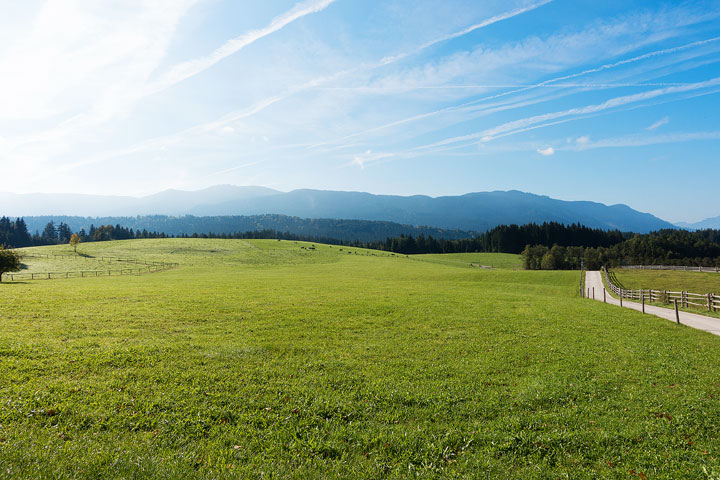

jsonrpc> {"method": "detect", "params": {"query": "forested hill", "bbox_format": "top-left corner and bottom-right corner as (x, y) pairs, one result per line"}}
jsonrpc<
(5, 216), (720, 268)
(2, 187), (675, 233)
(20, 214), (476, 243)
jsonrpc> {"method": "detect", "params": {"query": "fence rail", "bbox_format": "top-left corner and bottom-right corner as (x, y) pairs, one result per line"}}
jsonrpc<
(20, 253), (172, 267)
(622, 265), (720, 273)
(603, 267), (719, 312)
(2, 252), (178, 282)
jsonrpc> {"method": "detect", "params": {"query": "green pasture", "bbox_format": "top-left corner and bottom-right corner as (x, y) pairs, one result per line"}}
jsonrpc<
(15, 254), (129, 276)
(612, 268), (720, 295)
(1, 239), (719, 479)
(411, 252), (523, 269)
(609, 268), (720, 318)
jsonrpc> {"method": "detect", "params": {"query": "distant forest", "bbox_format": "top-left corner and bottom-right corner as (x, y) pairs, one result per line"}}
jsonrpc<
(21, 214), (476, 243)
(2, 216), (719, 268)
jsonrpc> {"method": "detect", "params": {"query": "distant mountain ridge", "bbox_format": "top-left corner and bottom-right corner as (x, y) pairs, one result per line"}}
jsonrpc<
(2, 185), (675, 233)
(675, 216), (720, 230)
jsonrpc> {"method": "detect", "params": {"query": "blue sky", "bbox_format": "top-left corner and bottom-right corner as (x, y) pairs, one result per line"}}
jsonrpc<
(1, 0), (718, 222)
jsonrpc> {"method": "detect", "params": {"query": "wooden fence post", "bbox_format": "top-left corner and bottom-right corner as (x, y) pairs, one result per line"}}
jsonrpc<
(709, 293), (712, 312)
(604, 288), (606, 303)
(592, 287), (595, 300)
(674, 299), (680, 324)
(642, 295), (645, 314)
(620, 290), (623, 307)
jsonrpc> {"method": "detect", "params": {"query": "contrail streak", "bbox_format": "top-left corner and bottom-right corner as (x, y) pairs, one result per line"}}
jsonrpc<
(311, 36), (720, 148)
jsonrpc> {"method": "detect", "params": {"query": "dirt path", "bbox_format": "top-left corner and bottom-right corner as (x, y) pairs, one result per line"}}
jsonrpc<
(585, 270), (720, 336)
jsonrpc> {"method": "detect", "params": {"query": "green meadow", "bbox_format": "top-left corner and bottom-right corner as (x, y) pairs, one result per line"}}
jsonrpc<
(609, 269), (720, 318)
(410, 252), (523, 270)
(1, 239), (720, 479)
(611, 269), (720, 295)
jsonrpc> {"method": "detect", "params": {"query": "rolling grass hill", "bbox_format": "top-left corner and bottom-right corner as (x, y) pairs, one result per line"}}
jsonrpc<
(411, 252), (523, 269)
(1, 239), (719, 478)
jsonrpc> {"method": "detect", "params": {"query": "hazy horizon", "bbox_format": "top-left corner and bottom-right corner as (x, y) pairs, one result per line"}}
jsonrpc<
(2, 1), (719, 223)
(0, 184), (710, 225)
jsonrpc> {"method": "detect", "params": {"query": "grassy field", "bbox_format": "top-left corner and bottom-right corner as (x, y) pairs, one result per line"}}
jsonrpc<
(612, 269), (720, 294)
(411, 252), (522, 269)
(609, 268), (720, 318)
(1, 239), (720, 478)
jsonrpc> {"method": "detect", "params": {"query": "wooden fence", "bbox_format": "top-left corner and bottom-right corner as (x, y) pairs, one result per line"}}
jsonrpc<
(603, 267), (720, 312)
(622, 265), (720, 273)
(1, 253), (178, 282)
(20, 253), (172, 267)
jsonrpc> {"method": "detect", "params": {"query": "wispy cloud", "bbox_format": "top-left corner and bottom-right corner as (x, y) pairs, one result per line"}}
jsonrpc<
(0, 0), (201, 122)
(307, 33), (720, 150)
(192, 1), (557, 138)
(145, 0), (337, 96)
(207, 160), (269, 177)
(61, 1), (553, 171)
(575, 136), (590, 145)
(646, 116), (670, 130)
(536, 147), (555, 156)
(1, 0), (337, 179)
(421, 76), (720, 148)
(350, 150), (394, 169)
(571, 130), (720, 150)
(379, 0), (554, 65)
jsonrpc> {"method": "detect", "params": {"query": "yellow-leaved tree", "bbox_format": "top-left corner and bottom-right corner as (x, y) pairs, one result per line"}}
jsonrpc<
(69, 234), (80, 254)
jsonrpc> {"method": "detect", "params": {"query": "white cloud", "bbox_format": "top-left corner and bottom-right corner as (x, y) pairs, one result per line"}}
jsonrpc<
(0, 0), (200, 121)
(646, 116), (669, 130)
(146, 0), (337, 96)
(0, 0), (336, 180)
(379, 0), (554, 65)
(536, 147), (555, 156)
(352, 153), (369, 169)
(351, 150), (394, 168)
(309, 27), (720, 151)
(573, 130), (720, 149)
(419, 76), (720, 149)
(575, 135), (590, 145)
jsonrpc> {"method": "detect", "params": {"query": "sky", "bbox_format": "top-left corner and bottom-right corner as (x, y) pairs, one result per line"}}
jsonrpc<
(0, 0), (719, 223)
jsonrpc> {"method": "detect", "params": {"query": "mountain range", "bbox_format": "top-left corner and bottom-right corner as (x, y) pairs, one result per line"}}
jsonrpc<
(674, 216), (720, 230)
(2, 185), (679, 233)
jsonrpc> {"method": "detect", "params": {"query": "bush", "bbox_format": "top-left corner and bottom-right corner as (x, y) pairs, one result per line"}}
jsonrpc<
(0, 246), (21, 282)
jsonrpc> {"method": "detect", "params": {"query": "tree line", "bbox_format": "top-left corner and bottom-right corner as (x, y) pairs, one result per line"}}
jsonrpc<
(355, 222), (627, 255)
(0, 217), (169, 248)
(21, 214), (476, 244)
(354, 225), (720, 269)
(3, 216), (720, 269)
(521, 229), (720, 270)
(0, 216), (358, 249)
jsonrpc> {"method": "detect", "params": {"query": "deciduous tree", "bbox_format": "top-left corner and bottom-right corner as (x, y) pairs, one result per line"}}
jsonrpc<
(0, 246), (21, 282)
(69, 233), (80, 253)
